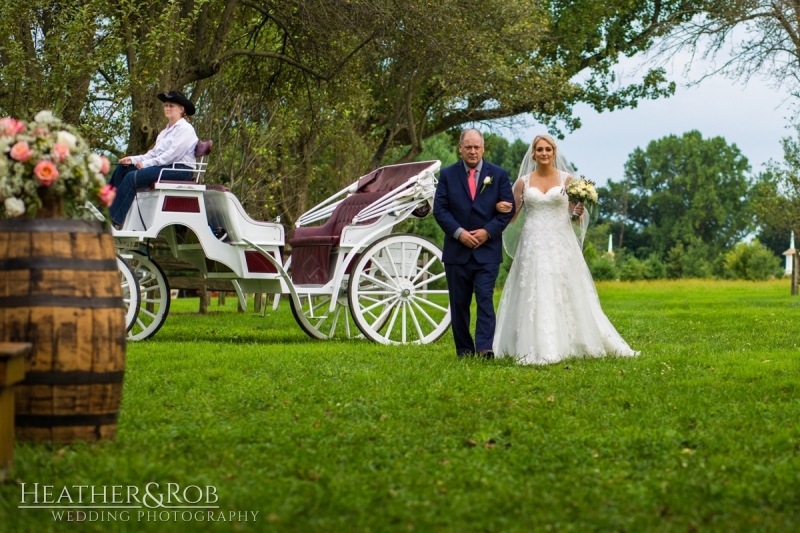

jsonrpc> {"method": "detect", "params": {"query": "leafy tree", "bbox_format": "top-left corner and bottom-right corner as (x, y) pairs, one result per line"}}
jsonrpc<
(660, 1), (800, 101)
(723, 240), (783, 281)
(601, 131), (753, 262)
(751, 125), (800, 292)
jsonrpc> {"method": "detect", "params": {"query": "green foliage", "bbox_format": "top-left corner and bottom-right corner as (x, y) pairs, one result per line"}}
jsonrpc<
(619, 256), (646, 281)
(600, 131), (753, 263)
(753, 125), (800, 246)
(666, 237), (713, 279)
(723, 240), (783, 281)
(3, 281), (800, 532)
(589, 254), (618, 281)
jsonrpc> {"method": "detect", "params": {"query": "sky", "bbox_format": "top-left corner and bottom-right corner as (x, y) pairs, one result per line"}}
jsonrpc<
(492, 51), (796, 187)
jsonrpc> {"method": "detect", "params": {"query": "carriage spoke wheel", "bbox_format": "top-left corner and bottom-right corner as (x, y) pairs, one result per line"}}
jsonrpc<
(289, 291), (359, 340)
(117, 256), (140, 332)
(348, 234), (450, 345)
(126, 251), (171, 341)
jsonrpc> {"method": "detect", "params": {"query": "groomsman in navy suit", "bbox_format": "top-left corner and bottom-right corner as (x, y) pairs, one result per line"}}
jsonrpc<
(434, 129), (515, 358)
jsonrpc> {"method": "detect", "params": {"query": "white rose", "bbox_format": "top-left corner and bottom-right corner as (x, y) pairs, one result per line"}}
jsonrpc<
(4, 196), (25, 217)
(34, 110), (57, 123)
(57, 130), (78, 150)
(88, 153), (102, 173)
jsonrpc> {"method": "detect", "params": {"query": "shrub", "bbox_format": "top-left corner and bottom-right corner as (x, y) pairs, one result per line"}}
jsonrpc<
(643, 253), (666, 279)
(589, 255), (617, 281)
(666, 238), (712, 278)
(620, 256), (646, 281)
(723, 240), (783, 281)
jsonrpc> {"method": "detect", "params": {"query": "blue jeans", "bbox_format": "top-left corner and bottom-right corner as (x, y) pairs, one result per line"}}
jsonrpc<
(108, 164), (192, 225)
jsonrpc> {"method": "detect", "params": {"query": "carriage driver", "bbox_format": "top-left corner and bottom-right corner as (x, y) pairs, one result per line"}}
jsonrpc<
(107, 91), (199, 228)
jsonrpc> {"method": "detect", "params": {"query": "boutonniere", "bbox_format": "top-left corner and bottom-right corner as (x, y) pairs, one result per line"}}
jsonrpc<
(480, 176), (493, 193)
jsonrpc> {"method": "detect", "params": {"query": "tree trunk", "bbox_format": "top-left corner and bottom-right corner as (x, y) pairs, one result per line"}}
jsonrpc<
(793, 251), (799, 296)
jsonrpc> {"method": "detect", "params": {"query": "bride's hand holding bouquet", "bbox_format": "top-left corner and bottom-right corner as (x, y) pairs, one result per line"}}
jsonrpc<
(565, 175), (598, 221)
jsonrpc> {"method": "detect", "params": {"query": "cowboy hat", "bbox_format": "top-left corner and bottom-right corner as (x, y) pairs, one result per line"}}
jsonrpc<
(156, 90), (196, 116)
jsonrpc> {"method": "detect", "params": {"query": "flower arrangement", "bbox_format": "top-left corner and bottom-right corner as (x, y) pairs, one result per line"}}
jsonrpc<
(565, 175), (598, 221)
(0, 111), (114, 219)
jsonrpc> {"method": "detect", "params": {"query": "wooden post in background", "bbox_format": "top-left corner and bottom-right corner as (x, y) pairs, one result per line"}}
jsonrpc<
(254, 293), (263, 313)
(199, 284), (209, 314)
(218, 292), (226, 306)
(793, 251), (799, 296)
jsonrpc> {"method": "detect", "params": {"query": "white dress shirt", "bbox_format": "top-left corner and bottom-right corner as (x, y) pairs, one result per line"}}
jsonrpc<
(130, 118), (198, 168)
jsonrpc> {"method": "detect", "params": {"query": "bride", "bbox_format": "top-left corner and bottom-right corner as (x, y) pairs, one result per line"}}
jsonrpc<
(492, 134), (638, 365)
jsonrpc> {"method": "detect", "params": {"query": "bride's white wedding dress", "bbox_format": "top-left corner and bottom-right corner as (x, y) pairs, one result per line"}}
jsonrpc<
(493, 171), (638, 365)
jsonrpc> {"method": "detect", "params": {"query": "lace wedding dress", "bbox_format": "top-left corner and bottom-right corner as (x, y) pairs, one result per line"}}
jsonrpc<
(493, 171), (638, 365)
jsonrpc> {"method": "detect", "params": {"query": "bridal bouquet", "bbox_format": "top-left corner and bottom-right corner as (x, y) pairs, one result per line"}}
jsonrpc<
(565, 175), (598, 221)
(0, 111), (114, 219)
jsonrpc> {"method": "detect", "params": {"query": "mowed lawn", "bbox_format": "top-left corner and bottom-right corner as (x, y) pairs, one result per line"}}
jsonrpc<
(1, 280), (798, 532)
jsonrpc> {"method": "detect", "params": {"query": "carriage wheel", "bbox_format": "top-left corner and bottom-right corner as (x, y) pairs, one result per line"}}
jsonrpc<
(126, 251), (171, 341)
(289, 290), (361, 340)
(348, 234), (450, 345)
(117, 256), (140, 332)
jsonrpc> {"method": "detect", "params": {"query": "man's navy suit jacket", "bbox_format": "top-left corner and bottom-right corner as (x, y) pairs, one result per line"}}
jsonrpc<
(433, 160), (514, 265)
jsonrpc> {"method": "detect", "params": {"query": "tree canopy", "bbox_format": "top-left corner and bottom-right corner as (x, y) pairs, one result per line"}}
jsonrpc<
(0, 0), (704, 223)
(598, 130), (753, 259)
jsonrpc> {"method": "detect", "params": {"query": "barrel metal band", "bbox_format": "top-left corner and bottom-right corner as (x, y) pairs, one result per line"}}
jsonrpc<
(15, 413), (119, 427)
(23, 370), (125, 385)
(0, 258), (118, 271)
(0, 219), (106, 233)
(0, 295), (124, 309)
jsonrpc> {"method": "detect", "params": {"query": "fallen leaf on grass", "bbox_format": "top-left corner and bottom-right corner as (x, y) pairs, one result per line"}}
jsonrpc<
(379, 413), (388, 421)
(465, 439), (477, 447)
(268, 514), (280, 522)
(547, 395), (555, 403)
(484, 439), (496, 449)
(439, 459), (450, 464)
(619, 370), (625, 376)
(681, 448), (695, 455)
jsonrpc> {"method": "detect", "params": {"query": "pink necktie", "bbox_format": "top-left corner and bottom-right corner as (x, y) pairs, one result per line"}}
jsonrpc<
(468, 168), (477, 200)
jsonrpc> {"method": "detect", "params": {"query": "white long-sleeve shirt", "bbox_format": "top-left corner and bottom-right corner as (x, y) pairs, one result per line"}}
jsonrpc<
(130, 118), (198, 168)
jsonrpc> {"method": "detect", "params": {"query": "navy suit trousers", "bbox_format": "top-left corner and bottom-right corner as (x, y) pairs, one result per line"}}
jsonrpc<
(445, 257), (500, 357)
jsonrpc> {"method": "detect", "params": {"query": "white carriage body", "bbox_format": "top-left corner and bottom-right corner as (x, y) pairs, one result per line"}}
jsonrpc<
(111, 156), (447, 344)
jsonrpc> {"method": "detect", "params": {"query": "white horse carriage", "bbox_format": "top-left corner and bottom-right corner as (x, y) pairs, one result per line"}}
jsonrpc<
(107, 145), (451, 345)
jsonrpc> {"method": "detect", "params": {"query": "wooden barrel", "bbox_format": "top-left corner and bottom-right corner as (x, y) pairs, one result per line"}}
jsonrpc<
(0, 219), (126, 443)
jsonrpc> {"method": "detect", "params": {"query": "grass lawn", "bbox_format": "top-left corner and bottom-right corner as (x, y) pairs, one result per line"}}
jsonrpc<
(1, 279), (798, 532)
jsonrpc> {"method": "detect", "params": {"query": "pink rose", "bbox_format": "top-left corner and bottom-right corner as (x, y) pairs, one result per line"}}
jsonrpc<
(100, 155), (111, 174)
(52, 142), (70, 163)
(0, 117), (25, 136)
(33, 160), (59, 186)
(99, 184), (116, 207)
(9, 141), (33, 162)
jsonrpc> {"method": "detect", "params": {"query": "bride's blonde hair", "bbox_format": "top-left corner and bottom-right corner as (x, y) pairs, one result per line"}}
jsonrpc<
(531, 134), (557, 160)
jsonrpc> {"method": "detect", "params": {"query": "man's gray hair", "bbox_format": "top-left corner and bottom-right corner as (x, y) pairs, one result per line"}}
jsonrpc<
(459, 128), (484, 145)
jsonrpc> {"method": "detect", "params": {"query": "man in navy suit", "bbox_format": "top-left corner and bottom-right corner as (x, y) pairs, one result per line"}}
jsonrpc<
(434, 129), (515, 358)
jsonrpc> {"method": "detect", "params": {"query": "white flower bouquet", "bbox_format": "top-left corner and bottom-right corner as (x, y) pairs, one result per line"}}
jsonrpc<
(0, 111), (114, 219)
(565, 175), (598, 221)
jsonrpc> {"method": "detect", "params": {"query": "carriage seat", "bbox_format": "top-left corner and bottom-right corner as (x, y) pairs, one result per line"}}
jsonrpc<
(288, 191), (385, 284)
(287, 162), (434, 285)
(289, 161), (434, 246)
(146, 140), (214, 189)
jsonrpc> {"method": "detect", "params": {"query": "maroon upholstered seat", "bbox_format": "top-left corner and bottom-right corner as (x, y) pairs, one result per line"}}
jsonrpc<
(289, 191), (385, 284)
(288, 162), (435, 285)
(195, 140), (213, 157)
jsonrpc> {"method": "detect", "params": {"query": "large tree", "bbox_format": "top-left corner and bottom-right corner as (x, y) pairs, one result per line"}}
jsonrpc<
(752, 125), (800, 292)
(659, 0), (800, 98)
(1, 0), (705, 224)
(599, 130), (753, 259)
